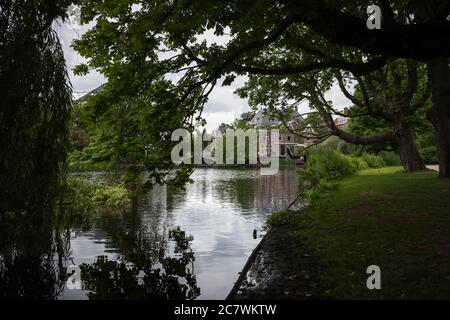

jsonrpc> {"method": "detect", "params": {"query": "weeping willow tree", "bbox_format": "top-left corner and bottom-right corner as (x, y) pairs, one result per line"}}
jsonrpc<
(0, 1), (72, 213)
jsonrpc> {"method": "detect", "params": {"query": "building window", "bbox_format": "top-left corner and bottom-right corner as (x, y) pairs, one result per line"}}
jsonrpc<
(335, 117), (348, 125)
(287, 135), (291, 141)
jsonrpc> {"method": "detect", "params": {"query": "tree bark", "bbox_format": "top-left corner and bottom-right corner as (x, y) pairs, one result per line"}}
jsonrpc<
(427, 59), (450, 178)
(394, 122), (426, 172)
(326, 114), (396, 145)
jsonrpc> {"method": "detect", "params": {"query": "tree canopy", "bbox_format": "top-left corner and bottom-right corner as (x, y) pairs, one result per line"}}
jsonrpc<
(72, 0), (450, 181)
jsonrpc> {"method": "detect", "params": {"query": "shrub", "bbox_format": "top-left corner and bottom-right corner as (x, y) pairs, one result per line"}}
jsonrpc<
(67, 149), (105, 171)
(267, 211), (298, 227)
(301, 148), (358, 185)
(378, 151), (402, 166)
(64, 177), (130, 214)
(305, 179), (339, 207)
(362, 153), (386, 168)
(346, 156), (370, 171)
(419, 146), (438, 164)
(299, 149), (385, 207)
(92, 185), (130, 208)
(416, 131), (438, 164)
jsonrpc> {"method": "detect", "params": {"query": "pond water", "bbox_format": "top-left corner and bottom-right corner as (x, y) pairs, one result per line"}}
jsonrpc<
(0, 167), (298, 300)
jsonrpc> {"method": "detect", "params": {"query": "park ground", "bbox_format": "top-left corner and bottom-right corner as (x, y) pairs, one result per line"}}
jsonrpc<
(234, 167), (450, 299)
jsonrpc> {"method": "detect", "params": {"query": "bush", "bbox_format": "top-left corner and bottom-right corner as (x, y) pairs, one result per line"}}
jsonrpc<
(92, 185), (130, 208)
(301, 148), (358, 185)
(267, 211), (298, 227)
(378, 151), (402, 166)
(416, 130), (438, 164)
(67, 149), (105, 171)
(305, 179), (339, 207)
(419, 146), (438, 164)
(64, 177), (130, 214)
(346, 156), (370, 171)
(321, 136), (359, 155)
(362, 153), (386, 168)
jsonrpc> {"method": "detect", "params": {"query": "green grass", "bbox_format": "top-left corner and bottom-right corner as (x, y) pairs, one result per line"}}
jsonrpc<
(276, 167), (450, 299)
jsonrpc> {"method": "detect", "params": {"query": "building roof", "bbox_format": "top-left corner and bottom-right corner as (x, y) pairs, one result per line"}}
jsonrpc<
(249, 109), (303, 127)
(76, 85), (104, 102)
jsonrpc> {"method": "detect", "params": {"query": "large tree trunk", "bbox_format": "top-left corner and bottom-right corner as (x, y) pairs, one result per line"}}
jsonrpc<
(427, 59), (450, 178)
(394, 123), (426, 172)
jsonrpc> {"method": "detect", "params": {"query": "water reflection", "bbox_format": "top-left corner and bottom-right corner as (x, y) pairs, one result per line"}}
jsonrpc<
(79, 228), (200, 300)
(0, 211), (199, 300)
(212, 168), (298, 212)
(0, 213), (71, 299)
(0, 167), (298, 299)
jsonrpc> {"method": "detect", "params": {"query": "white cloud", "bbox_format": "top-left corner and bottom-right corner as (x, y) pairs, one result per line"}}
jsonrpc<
(55, 20), (106, 100)
(325, 83), (353, 109)
(200, 76), (250, 130)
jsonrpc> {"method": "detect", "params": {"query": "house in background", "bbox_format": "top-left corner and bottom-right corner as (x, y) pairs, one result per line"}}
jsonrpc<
(248, 109), (317, 159)
(333, 108), (351, 129)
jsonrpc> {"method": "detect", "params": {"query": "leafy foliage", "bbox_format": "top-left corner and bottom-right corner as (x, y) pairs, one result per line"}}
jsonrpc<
(362, 153), (387, 168)
(378, 151), (402, 166)
(299, 148), (359, 206)
(300, 148), (358, 186)
(267, 210), (298, 228)
(0, 1), (72, 212)
(69, 0), (450, 188)
(347, 156), (370, 171)
(64, 177), (130, 214)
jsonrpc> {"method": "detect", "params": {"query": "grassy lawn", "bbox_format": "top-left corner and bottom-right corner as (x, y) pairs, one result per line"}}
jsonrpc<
(281, 167), (450, 299)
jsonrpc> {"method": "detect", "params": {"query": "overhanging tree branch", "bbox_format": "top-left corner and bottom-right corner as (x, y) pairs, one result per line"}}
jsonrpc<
(324, 113), (395, 145)
(233, 56), (387, 77)
(290, 6), (450, 61)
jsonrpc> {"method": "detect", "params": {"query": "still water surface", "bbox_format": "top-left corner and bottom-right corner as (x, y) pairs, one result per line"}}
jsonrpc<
(0, 167), (297, 299)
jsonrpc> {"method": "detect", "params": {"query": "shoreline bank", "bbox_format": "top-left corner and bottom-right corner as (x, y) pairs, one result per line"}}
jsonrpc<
(228, 167), (450, 299)
(228, 220), (327, 300)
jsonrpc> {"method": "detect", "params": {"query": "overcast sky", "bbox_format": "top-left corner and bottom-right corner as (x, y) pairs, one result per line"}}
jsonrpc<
(57, 20), (351, 132)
